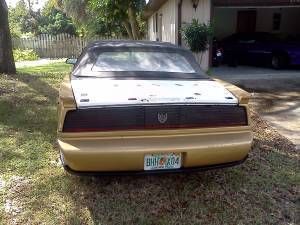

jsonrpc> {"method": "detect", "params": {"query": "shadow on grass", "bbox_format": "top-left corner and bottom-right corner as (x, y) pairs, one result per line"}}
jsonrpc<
(32, 144), (298, 225)
(0, 63), (69, 176)
(8, 72), (59, 104)
(1, 63), (298, 224)
(0, 122), (57, 176)
(33, 168), (242, 224)
(62, 112), (297, 224)
(0, 98), (57, 135)
(0, 62), (69, 133)
(28, 112), (298, 225)
(1, 95), (295, 224)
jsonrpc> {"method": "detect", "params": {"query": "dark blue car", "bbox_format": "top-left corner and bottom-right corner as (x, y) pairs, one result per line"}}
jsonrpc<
(221, 32), (300, 69)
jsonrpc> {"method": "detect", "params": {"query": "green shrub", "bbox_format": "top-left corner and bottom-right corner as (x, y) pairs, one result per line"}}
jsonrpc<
(13, 49), (39, 61)
(181, 19), (213, 53)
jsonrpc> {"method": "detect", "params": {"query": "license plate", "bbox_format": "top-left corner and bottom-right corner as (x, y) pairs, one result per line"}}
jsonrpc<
(144, 153), (181, 171)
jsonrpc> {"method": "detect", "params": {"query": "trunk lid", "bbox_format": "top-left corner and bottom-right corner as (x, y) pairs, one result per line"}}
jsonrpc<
(71, 79), (238, 108)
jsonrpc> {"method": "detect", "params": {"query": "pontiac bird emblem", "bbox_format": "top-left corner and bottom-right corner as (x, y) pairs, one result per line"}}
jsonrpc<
(157, 112), (168, 124)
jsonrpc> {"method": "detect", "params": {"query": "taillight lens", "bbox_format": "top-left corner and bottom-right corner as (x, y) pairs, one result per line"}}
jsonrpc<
(62, 105), (248, 132)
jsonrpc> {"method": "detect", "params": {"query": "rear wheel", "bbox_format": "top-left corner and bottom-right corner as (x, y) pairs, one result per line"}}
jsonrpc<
(271, 54), (288, 69)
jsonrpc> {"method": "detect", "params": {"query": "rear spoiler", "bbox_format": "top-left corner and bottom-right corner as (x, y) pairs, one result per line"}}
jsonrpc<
(214, 78), (251, 104)
(59, 75), (76, 108)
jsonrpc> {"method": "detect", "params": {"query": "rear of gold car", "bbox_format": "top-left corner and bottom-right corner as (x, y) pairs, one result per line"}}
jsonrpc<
(57, 77), (253, 174)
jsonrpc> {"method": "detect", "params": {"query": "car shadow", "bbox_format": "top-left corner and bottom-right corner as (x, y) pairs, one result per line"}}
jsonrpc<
(0, 72), (60, 175)
(61, 145), (296, 225)
(63, 168), (245, 224)
(21, 107), (298, 224)
(58, 110), (297, 224)
(0, 72), (60, 134)
(9, 72), (59, 104)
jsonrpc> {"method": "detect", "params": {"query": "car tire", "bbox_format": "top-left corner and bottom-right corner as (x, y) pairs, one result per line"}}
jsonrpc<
(271, 54), (288, 70)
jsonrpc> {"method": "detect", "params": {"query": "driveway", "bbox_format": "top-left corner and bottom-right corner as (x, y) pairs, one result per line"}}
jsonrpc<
(16, 59), (64, 68)
(212, 66), (300, 148)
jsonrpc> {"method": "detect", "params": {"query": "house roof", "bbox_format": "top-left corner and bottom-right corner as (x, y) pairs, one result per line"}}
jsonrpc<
(143, 0), (168, 18)
(214, 0), (300, 7)
(143, 0), (300, 19)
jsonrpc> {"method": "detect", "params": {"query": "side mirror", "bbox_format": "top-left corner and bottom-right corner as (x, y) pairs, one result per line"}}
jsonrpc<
(66, 58), (77, 65)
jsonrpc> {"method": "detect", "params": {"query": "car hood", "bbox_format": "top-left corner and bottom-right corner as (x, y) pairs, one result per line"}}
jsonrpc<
(71, 78), (238, 108)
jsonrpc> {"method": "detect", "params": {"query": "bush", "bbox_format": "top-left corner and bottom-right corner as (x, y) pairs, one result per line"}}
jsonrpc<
(13, 49), (39, 61)
(181, 19), (213, 53)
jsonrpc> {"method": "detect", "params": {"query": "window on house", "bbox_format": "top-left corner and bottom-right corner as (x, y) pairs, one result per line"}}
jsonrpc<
(273, 13), (281, 31)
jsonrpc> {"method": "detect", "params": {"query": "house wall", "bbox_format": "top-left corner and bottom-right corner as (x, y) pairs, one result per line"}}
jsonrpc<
(147, 0), (212, 71)
(148, 0), (177, 44)
(214, 7), (300, 40)
(181, 0), (211, 24)
(148, 15), (156, 41)
(146, 1), (300, 70)
(181, 0), (211, 70)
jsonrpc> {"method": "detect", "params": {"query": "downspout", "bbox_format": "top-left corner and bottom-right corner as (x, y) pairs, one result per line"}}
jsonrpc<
(178, 0), (183, 46)
(209, 0), (214, 67)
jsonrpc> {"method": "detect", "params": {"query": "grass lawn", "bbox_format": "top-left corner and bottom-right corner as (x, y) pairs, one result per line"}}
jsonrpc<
(0, 61), (299, 225)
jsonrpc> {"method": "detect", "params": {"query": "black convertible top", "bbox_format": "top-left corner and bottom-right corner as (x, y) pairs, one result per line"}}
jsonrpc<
(85, 40), (182, 50)
(72, 40), (209, 80)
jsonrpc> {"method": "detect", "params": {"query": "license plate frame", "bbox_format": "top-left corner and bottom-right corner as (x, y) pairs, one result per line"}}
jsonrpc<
(144, 153), (182, 171)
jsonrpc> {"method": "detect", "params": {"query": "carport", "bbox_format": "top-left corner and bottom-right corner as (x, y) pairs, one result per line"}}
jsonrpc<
(211, 1), (300, 146)
(213, 0), (300, 40)
(212, 0), (300, 68)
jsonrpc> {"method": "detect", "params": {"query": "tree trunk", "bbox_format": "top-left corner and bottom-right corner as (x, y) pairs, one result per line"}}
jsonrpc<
(26, 0), (33, 11)
(128, 6), (140, 40)
(122, 20), (134, 39)
(0, 0), (16, 74)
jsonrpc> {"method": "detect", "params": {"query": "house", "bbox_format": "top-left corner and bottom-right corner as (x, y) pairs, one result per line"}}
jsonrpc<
(144, 0), (300, 70)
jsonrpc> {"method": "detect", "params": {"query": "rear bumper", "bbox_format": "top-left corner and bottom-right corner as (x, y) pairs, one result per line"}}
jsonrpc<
(62, 155), (248, 176)
(58, 127), (252, 173)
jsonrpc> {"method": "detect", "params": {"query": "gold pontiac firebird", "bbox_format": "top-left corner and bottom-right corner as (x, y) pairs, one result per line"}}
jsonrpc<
(57, 41), (253, 175)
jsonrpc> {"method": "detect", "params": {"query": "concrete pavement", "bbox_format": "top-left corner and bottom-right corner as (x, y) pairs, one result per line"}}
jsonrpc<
(212, 66), (300, 148)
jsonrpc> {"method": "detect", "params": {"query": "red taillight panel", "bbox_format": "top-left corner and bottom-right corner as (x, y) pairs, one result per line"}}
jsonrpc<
(62, 105), (248, 132)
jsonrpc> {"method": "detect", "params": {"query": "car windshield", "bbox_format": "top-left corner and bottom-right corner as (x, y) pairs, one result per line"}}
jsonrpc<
(91, 51), (196, 73)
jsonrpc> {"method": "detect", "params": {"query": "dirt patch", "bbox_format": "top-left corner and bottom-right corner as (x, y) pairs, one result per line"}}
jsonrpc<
(2, 176), (31, 224)
(0, 75), (17, 96)
(250, 109), (296, 154)
(0, 177), (5, 191)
